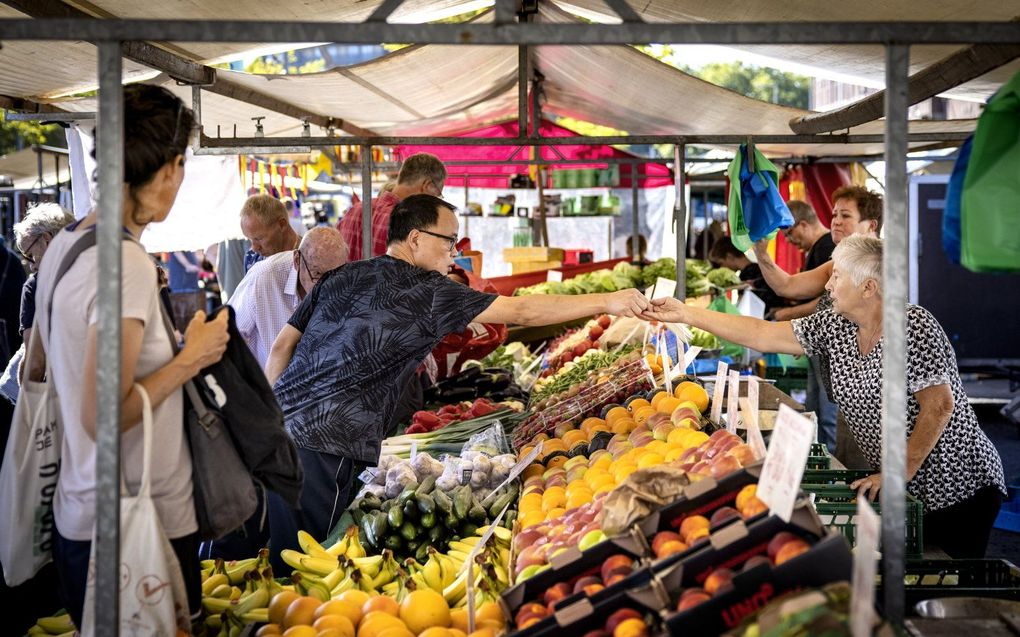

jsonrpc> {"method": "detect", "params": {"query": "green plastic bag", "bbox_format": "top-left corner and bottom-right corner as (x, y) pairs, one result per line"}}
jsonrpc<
(961, 70), (1020, 272)
(726, 144), (785, 252)
(707, 295), (746, 359)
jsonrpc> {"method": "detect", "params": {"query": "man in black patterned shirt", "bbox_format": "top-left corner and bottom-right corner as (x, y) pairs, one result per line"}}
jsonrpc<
(264, 195), (651, 564)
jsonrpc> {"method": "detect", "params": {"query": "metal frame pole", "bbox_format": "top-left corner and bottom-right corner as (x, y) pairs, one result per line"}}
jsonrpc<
(675, 143), (686, 301)
(630, 160), (640, 263)
(881, 42), (909, 625)
(361, 145), (372, 259)
(95, 40), (124, 637)
(518, 45), (528, 136)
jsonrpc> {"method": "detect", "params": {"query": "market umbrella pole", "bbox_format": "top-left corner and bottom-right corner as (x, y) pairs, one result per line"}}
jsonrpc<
(631, 160), (640, 263)
(95, 40), (124, 636)
(881, 42), (910, 625)
(674, 143), (686, 301)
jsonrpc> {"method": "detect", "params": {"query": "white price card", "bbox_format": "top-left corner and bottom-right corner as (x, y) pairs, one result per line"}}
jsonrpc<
(546, 269), (563, 282)
(739, 398), (768, 461)
(652, 277), (677, 300)
(710, 361), (728, 424)
(672, 345), (702, 378)
(747, 374), (759, 418)
(490, 440), (542, 494)
(850, 498), (880, 637)
(756, 404), (814, 522)
(726, 370), (741, 434)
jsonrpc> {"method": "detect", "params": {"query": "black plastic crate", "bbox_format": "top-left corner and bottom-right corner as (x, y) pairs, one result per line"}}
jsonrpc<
(878, 559), (1020, 612)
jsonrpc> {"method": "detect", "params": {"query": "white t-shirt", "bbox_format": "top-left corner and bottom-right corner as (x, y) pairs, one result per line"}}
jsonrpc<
(36, 227), (197, 541)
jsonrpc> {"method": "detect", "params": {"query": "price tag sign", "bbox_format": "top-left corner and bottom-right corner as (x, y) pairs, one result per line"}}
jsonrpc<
(466, 500), (512, 633)
(726, 370), (741, 433)
(850, 498), (880, 637)
(652, 277), (677, 300)
(547, 269), (563, 282)
(491, 441), (542, 494)
(672, 345), (702, 377)
(410, 441), (418, 460)
(710, 361), (728, 424)
(756, 404), (814, 522)
(658, 335), (672, 395)
(739, 398), (768, 460)
(747, 374), (759, 416)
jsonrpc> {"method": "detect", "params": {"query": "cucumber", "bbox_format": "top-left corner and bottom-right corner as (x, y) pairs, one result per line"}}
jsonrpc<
(400, 521), (418, 542)
(415, 476), (437, 498)
(387, 504), (404, 529)
(428, 525), (444, 544)
(360, 494), (382, 511)
(433, 490), (453, 514)
(420, 511), (436, 529)
(453, 485), (472, 520)
(459, 522), (479, 537)
(488, 491), (515, 518)
(444, 511), (459, 528)
(502, 510), (518, 529)
(416, 493), (436, 515)
(360, 512), (378, 549)
(403, 500), (418, 519)
(371, 510), (389, 540)
(351, 509), (365, 525)
(406, 539), (420, 552)
(398, 487), (417, 506)
(383, 534), (404, 552)
(415, 542), (431, 563)
(468, 502), (486, 523)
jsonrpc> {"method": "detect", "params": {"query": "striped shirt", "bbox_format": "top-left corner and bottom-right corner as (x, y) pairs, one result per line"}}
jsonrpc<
(228, 251), (299, 367)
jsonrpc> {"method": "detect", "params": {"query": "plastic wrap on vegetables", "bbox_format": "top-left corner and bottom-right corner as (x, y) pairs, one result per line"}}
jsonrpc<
(384, 462), (418, 499)
(410, 452), (444, 481)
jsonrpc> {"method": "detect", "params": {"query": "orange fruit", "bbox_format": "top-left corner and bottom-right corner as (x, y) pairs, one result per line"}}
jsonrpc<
(419, 629), (454, 637)
(656, 396), (681, 415)
(522, 464), (545, 480)
(637, 452), (664, 469)
(399, 589), (452, 634)
(358, 613), (404, 637)
(466, 628), (496, 637)
(257, 625), (284, 637)
(649, 390), (670, 409)
(449, 630), (467, 637)
(363, 595), (400, 617)
(604, 406), (630, 424)
(315, 599), (362, 627)
(337, 590), (371, 610)
(376, 627), (415, 637)
(580, 417), (606, 434)
(735, 484), (759, 512)
(269, 591), (303, 627)
(284, 596), (322, 630)
(588, 421), (611, 436)
(632, 406), (657, 426)
(282, 627), (317, 637)
(627, 398), (651, 412)
(475, 602), (506, 625)
(545, 455), (568, 470)
(450, 608), (470, 633)
(674, 381), (709, 413)
(314, 614), (355, 637)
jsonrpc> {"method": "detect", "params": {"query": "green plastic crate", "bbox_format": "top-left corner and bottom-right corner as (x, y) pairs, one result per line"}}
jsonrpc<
(764, 365), (808, 397)
(802, 483), (924, 560)
(802, 469), (872, 485)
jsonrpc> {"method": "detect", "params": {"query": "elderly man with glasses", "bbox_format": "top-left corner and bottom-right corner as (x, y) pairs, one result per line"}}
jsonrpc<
(228, 226), (347, 368)
(338, 152), (447, 262)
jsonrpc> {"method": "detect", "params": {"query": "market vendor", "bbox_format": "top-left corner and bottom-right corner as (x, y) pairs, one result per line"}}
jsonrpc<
(264, 193), (650, 567)
(642, 235), (1006, 558)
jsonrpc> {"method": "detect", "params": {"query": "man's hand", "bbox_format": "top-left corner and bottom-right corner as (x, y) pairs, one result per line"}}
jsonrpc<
(180, 310), (230, 375)
(752, 238), (771, 261)
(638, 296), (688, 323)
(605, 289), (651, 318)
(850, 473), (883, 502)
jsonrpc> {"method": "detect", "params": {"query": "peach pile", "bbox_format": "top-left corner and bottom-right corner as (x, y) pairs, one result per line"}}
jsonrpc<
(512, 555), (636, 630)
(671, 532), (812, 613)
(579, 608), (651, 637)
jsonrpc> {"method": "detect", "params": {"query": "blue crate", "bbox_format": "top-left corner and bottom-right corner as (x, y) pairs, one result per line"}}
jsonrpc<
(994, 484), (1020, 533)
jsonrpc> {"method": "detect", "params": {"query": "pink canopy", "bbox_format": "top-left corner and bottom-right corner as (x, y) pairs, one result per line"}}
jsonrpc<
(397, 119), (673, 189)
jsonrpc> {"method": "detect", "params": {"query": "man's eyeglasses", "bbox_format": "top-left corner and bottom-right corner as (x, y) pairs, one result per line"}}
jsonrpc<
(427, 179), (444, 197)
(298, 251), (325, 285)
(418, 229), (458, 252)
(19, 235), (43, 264)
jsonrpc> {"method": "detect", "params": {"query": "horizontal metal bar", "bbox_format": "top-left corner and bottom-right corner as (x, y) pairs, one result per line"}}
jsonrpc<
(198, 131), (970, 149)
(5, 110), (90, 121)
(0, 19), (1018, 44)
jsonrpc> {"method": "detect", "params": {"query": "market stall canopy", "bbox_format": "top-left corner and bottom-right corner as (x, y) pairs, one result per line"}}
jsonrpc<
(0, 0), (1004, 157)
(554, 0), (1020, 104)
(398, 119), (673, 188)
(0, 146), (70, 190)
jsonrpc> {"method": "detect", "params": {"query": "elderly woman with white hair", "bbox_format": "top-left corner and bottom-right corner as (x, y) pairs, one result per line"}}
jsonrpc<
(1, 203), (76, 401)
(643, 235), (1006, 558)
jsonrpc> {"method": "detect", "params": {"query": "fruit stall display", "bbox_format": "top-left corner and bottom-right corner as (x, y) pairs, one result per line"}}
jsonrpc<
(422, 367), (530, 407)
(406, 398), (523, 435)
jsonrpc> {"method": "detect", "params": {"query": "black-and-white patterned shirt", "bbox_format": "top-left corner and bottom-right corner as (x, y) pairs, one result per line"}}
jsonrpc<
(792, 304), (1006, 512)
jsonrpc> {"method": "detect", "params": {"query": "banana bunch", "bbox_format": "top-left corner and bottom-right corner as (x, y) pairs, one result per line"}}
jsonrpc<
(201, 565), (280, 631)
(26, 611), (75, 636)
(279, 542), (401, 599)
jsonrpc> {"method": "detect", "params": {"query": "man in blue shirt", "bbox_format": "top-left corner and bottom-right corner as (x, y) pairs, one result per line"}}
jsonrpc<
(265, 194), (650, 563)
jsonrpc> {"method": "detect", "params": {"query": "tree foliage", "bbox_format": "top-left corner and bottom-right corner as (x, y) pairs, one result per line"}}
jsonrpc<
(0, 112), (64, 156)
(636, 45), (810, 109)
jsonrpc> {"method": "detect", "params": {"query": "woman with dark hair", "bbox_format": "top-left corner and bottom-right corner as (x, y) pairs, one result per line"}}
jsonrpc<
(33, 84), (230, 628)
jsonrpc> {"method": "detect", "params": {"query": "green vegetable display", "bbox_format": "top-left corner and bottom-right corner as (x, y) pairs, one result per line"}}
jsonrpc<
(707, 267), (741, 288)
